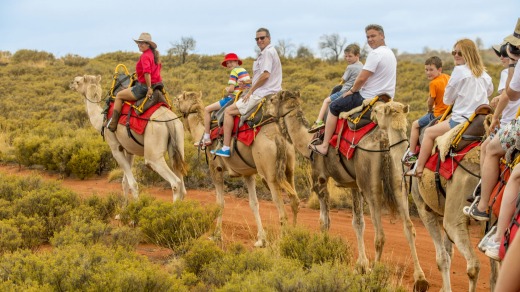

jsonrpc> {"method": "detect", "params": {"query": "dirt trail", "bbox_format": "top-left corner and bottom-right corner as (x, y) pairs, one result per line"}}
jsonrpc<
(0, 164), (492, 291)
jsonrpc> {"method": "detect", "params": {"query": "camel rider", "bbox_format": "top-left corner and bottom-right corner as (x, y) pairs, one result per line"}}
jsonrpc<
(108, 32), (162, 132)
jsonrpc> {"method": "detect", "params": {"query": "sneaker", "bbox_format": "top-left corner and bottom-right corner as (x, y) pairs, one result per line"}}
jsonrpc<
(212, 148), (230, 157)
(478, 226), (497, 252)
(308, 121), (325, 133)
(483, 236), (501, 261)
(463, 199), (490, 221)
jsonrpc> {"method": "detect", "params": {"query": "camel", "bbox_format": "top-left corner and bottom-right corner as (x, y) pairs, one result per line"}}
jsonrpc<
(263, 91), (429, 291)
(409, 131), (487, 291)
(174, 91), (299, 247)
(70, 75), (187, 202)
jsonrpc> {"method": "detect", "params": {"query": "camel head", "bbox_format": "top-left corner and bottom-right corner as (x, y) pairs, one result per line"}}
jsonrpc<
(371, 101), (409, 131)
(264, 90), (301, 118)
(70, 75), (102, 101)
(175, 91), (204, 117)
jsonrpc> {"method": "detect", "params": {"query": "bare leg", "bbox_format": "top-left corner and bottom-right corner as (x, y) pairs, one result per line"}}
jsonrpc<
(113, 87), (137, 112)
(409, 120), (420, 153)
(223, 104), (240, 147)
(204, 101), (221, 135)
(495, 165), (520, 242)
(316, 97), (331, 122)
(476, 135), (505, 212)
(415, 120), (451, 173)
(314, 114), (338, 155)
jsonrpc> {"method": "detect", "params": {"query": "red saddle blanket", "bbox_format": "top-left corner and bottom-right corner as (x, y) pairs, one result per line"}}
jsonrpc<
(108, 102), (169, 135)
(424, 141), (480, 180)
(210, 117), (261, 146)
(329, 120), (378, 160)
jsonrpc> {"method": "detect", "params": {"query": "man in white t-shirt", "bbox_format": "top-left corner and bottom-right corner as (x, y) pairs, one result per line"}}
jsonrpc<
(310, 24), (397, 156)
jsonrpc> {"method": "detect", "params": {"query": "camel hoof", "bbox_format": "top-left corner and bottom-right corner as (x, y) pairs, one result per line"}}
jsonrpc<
(254, 239), (266, 248)
(413, 279), (429, 292)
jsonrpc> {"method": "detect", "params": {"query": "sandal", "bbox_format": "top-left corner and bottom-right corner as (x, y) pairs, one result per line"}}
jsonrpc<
(194, 139), (212, 147)
(308, 144), (327, 156)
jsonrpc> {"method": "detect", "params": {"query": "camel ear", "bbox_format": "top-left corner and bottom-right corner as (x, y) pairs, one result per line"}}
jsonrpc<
(404, 104), (409, 114)
(83, 75), (88, 83)
(384, 104), (392, 115)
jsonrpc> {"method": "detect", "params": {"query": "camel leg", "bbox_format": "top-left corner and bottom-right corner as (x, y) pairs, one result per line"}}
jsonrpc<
(121, 153), (134, 199)
(351, 188), (369, 271)
(284, 149), (300, 226)
(144, 156), (183, 202)
(412, 184), (451, 291)
(263, 176), (289, 227)
(394, 181), (429, 291)
(243, 175), (266, 247)
(443, 207), (480, 292)
(312, 169), (330, 231)
(209, 162), (226, 241)
(106, 136), (139, 199)
(362, 177), (385, 263)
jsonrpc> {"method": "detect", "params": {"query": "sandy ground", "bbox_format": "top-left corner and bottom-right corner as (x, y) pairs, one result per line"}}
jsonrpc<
(0, 164), (494, 291)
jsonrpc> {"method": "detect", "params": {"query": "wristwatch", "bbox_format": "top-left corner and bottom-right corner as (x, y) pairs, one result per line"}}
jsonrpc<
(509, 63), (516, 68)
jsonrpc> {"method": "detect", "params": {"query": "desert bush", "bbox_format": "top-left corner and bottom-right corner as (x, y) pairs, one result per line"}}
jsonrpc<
(0, 220), (23, 253)
(118, 195), (156, 226)
(109, 226), (142, 250)
(61, 54), (89, 67)
(67, 147), (101, 179)
(13, 134), (50, 167)
(0, 174), (45, 202)
(0, 199), (14, 219)
(50, 218), (110, 247)
(0, 244), (185, 291)
(12, 49), (55, 64)
(14, 186), (80, 240)
(82, 193), (121, 222)
(183, 238), (224, 276)
(138, 200), (219, 250)
(12, 215), (45, 249)
(277, 226), (352, 268)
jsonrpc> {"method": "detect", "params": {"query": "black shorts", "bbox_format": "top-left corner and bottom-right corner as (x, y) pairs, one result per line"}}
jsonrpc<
(329, 92), (364, 116)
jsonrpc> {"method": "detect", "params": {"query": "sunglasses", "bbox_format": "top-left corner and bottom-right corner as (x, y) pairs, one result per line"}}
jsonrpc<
(255, 36), (267, 41)
(451, 50), (463, 57)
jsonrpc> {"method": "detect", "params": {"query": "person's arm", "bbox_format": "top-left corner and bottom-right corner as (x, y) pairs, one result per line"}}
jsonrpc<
(144, 73), (152, 97)
(242, 71), (270, 101)
(427, 97), (434, 113)
(506, 59), (520, 101)
(490, 91), (510, 130)
(341, 69), (373, 97)
(495, 235), (520, 291)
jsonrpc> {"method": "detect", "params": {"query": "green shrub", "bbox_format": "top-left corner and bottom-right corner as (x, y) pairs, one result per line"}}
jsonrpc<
(0, 198), (14, 219)
(12, 215), (45, 249)
(50, 219), (110, 247)
(183, 238), (224, 275)
(138, 200), (219, 250)
(82, 194), (121, 222)
(278, 226), (352, 268)
(119, 195), (157, 226)
(61, 54), (89, 67)
(11, 49), (55, 64)
(109, 226), (141, 250)
(0, 220), (23, 253)
(67, 147), (101, 179)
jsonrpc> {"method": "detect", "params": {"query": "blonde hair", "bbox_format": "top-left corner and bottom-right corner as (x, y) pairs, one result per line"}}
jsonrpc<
(454, 39), (485, 77)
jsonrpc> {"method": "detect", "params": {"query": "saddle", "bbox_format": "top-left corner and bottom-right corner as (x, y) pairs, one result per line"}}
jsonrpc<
(339, 94), (391, 130)
(450, 104), (492, 152)
(209, 92), (271, 132)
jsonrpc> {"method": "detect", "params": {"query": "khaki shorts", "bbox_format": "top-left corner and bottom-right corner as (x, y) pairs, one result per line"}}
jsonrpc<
(236, 94), (263, 115)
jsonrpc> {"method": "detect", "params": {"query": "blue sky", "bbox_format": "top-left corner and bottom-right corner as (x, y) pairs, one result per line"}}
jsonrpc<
(1, 0), (518, 59)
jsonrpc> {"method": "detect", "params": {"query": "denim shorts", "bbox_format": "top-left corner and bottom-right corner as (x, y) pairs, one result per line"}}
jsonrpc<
(329, 92), (364, 116)
(329, 90), (345, 103)
(448, 118), (460, 129)
(219, 96), (233, 107)
(131, 83), (148, 100)
(418, 113), (436, 128)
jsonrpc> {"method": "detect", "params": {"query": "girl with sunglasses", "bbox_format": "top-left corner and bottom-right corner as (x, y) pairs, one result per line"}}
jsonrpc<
(406, 38), (493, 177)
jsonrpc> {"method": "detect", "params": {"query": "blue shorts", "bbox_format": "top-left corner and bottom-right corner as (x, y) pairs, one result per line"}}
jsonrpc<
(219, 96), (233, 107)
(417, 113), (436, 128)
(329, 90), (345, 103)
(131, 83), (148, 100)
(449, 118), (460, 129)
(329, 92), (364, 116)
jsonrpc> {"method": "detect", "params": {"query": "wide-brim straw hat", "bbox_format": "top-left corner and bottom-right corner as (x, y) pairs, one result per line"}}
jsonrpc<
(133, 32), (157, 49)
(504, 18), (520, 47)
(221, 53), (242, 67)
(492, 41), (507, 57)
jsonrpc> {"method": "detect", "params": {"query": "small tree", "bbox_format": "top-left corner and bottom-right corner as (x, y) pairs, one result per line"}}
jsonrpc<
(167, 36), (196, 64)
(318, 34), (347, 62)
(275, 39), (295, 59)
(296, 45), (314, 59)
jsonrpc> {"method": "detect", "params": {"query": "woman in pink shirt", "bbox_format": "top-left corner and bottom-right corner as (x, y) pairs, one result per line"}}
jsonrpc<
(108, 32), (162, 132)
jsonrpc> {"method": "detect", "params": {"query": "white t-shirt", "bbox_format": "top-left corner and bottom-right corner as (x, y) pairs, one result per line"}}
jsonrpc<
(359, 46), (397, 99)
(251, 44), (282, 97)
(510, 64), (520, 92)
(499, 68), (520, 127)
(443, 64), (493, 123)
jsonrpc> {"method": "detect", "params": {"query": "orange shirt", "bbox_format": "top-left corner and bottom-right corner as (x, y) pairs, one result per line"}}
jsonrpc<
(430, 73), (450, 117)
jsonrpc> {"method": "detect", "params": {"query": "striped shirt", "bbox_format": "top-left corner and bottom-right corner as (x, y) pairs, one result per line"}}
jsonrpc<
(228, 67), (251, 95)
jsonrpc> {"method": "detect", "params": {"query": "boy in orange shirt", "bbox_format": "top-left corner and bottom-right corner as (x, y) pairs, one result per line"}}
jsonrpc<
(403, 56), (450, 164)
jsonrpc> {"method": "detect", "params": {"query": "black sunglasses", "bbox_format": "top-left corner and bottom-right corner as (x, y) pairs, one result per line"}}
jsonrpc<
(451, 50), (463, 57)
(255, 36), (268, 41)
